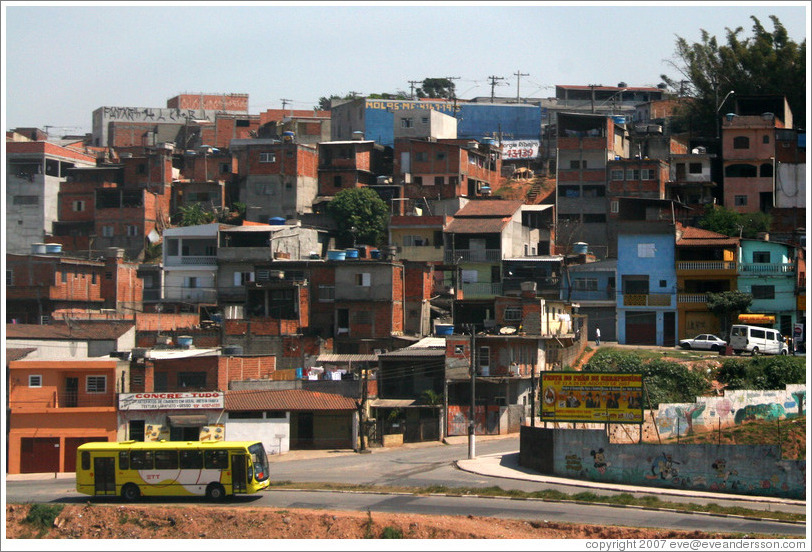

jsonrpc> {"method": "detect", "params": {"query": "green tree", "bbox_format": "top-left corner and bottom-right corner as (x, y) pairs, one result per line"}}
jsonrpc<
(697, 205), (771, 238)
(416, 78), (456, 99)
(661, 15), (805, 137)
(176, 203), (216, 226)
(706, 290), (753, 337)
(326, 187), (389, 247)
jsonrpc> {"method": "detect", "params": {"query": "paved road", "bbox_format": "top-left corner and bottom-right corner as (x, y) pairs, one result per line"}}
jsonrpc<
(5, 436), (805, 536)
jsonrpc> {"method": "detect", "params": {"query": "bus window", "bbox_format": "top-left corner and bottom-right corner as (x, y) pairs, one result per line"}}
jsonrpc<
(119, 451), (130, 470)
(130, 450), (153, 470)
(179, 450), (203, 469)
(248, 443), (269, 482)
(204, 450), (228, 469)
(81, 451), (90, 471)
(155, 451), (179, 470)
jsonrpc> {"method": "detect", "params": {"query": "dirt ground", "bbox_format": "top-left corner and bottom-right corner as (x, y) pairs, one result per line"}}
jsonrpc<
(6, 502), (739, 540)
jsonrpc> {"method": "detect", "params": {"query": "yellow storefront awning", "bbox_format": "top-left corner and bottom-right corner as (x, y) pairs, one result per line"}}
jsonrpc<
(738, 314), (776, 325)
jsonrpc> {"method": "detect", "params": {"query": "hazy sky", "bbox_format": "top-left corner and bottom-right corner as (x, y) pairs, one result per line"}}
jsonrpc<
(2, 1), (809, 135)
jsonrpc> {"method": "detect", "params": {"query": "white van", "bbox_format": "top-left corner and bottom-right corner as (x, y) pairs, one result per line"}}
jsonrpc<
(729, 325), (788, 356)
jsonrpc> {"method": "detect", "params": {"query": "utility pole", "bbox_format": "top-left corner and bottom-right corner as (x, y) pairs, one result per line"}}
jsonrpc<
(468, 323), (477, 460)
(514, 70), (529, 103)
(408, 80), (422, 100)
(280, 98), (293, 116)
(488, 75), (506, 102)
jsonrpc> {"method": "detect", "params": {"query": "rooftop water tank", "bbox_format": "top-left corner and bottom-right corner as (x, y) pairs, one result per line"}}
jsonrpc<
(45, 243), (63, 254)
(327, 250), (346, 261)
(268, 217), (286, 225)
(573, 242), (588, 254)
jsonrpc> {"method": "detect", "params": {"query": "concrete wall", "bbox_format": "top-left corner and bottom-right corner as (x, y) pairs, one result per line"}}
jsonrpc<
(226, 414), (290, 456)
(616, 384), (806, 443)
(521, 426), (805, 499)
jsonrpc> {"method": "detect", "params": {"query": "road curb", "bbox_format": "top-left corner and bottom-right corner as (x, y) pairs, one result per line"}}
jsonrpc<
(265, 487), (805, 526)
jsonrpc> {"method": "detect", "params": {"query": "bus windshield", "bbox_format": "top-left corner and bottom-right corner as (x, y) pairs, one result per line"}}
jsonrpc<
(248, 443), (269, 482)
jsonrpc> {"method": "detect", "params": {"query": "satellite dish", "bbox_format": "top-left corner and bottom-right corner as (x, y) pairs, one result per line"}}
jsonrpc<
(499, 326), (517, 335)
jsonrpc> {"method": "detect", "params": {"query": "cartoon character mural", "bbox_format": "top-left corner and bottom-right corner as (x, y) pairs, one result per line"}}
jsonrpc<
(590, 448), (609, 474)
(647, 452), (680, 480)
(710, 458), (738, 489)
(733, 403), (785, 424)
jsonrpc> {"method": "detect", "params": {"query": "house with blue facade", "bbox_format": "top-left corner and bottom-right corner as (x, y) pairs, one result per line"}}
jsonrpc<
(614, 198), (688, 346)
(562, 259), (617, 343)
(737, 237), (798, 337)
(330, 98), (542, 148)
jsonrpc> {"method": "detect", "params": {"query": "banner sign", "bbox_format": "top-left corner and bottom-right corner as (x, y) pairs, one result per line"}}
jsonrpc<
(118, 392), (224, 411)
(540, 372), (643, 424)
(501, 139), (540, 160)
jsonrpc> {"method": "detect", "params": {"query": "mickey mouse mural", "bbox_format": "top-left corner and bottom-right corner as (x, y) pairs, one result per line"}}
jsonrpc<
(590, 448), (608, 474)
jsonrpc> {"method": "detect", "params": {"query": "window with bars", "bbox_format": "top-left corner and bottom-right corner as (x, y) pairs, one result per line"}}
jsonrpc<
(86, 376), (107, 393)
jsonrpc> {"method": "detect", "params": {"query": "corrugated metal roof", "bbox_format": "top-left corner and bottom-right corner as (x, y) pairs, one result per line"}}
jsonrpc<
(369, 399), (417, 408)
(225, 389), (357, 412)
(5, 322), (134, 341)
(379, 348), (445, 358)
(316, 354), (378, 363)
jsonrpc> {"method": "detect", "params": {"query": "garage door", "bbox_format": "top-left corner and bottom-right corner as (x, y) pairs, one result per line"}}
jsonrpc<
(64, 437), (107, 473)
(626, 312), (657, 345)
(20, 438), (60, 474)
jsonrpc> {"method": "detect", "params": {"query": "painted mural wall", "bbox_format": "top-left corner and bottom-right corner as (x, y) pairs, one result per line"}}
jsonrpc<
(552, 428), (805, 499)
(610, 384), (806, 443)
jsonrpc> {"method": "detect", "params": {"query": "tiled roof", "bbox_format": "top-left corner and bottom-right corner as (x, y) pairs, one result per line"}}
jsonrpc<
(677, 225), (739, 247)
(454, 200), (523, 218)
(5, 348), (36, 362)
(5, 321), (134, 340)
(445, 217), (510, 234)
(225, 389), (357, 412)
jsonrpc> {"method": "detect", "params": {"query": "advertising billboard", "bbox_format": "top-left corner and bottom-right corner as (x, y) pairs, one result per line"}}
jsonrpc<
(540, 372), (643, 424)
(501, 139), (540, 160)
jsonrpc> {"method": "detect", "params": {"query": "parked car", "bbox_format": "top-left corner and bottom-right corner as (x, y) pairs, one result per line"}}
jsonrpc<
(679, 334), (727, 351)
(729, 325), (788, 356)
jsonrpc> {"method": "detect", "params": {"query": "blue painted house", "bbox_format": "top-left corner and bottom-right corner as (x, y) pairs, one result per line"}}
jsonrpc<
(562, 259), (617, 342)
(737, 237), (798, 337)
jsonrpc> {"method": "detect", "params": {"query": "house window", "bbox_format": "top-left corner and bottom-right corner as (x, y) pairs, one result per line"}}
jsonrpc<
(355, 273), (371, 287)
(434, 176), (444, 186)
(638, 243), (656, 258)
(137, 164), (147, 174)
(61, 270), (67, 283)
(6, 270), (13, 285)
(102, 225), (114, 237)
(559, 185), (580, 198)
(610, 169), (624, 181)
(689, 163), (703, 174)
(403, 235), (424, 247)
(105, 271), (113, 280)
(178, 372), (206, 389)
(415, 152), (428, 162)
(421, 117), (429, 125)
(610, 200), (619, 213)
(751, 285), (775, 299)
(318, 285), (335, 302)
(449, 176), (459, 187)
(126, 225), (139, 237)
(86, 376), (107, 394)
(220, 163), (230, 173)
(625, 169), (641, 180)
(573, 278), (598, 291)
(234, 271), (255, 286)
(72, 200), (85, 212)
(762, 135), (770, 144)
(659, 280), (667, 288)
(752, 251), (771, 263)
(259, 152), (276, 163)
(733, 136), (750, 149)
(641, 169), (655, 180)
(333, 175), (342, 188)
(129, 420), (145, 441)
(92, 273), (97, 284)
(437, 151), (446, 160)
(569, 160), (581, 169)
(401, 118), (413, 128)
(413, 176), (423, 186)
(504, 307), (522, 321)
(28, 375), (42, 388)
(734, 195), (748, 206)
(13, 195), (39, 205)
(478, 346), (490, 373)
(583, 213), (606, 223)
(582, 185), (605, 198)
(185, 277), (198, 288)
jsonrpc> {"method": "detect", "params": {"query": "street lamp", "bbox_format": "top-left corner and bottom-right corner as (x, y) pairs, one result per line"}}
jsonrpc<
(715, 90), (735, 140)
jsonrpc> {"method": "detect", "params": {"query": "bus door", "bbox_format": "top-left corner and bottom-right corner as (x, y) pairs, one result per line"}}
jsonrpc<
(231, 453), (248, 493)
(93, 456), (116, 495)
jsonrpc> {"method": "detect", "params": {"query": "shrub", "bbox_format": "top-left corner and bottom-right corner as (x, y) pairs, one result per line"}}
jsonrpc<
(23, 504), (64, 531)
(380, 526), (404, 538)
(717, 356), (806, 390)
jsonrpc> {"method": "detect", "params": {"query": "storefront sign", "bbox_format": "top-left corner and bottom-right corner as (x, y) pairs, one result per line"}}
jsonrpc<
(501, 139), (540, 160)
(118, 391), (224, 411)
(540, 372), (643, 424)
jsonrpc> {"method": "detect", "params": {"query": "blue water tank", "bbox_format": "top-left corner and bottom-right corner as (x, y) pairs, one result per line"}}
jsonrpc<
(573, 242), (588, 254)
(435, 324), (454, 336)
(268, 217), (286, 225)
(345, 248), (359, 259)
(370, 249), (381, 259)
(45, 243), (62, 254)
(327, 250), (346, 261)
(612, 116), (626, 125)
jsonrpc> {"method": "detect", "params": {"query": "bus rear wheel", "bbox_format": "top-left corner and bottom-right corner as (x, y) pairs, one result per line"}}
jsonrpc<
(121, 483), (140, 501)
(206, 483), (226, 500)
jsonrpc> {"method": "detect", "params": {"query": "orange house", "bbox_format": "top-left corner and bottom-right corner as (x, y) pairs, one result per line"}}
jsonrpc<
(7, 359), (123, 474)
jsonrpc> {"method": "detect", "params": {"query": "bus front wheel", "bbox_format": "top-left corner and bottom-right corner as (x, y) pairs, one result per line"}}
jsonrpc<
(121, 483), (140, 501)
(206, 483), (226, 500)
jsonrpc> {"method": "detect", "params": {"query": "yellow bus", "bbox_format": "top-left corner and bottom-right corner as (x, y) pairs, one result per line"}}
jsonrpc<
(76, 440), (270, 500)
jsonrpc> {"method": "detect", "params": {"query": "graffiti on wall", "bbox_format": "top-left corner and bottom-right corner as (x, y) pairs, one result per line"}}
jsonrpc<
(554, 429), (804, 499)
(446, 405), (501, 436)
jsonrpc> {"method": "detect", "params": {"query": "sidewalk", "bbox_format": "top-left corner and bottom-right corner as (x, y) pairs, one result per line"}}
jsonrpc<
(454, 450), (807, 507)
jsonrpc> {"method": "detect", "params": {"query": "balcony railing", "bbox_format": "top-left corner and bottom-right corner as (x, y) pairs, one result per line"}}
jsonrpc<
(676, 261), (737, 271)
(53, 391), (116, 408)
(165, 255), (217, 266)
(677, 294), (708, 304)
(461, 282), (503, 298)
(739, 263), (795, 275)
(622, 293), (673, 307)
(445, 249), (501, 263)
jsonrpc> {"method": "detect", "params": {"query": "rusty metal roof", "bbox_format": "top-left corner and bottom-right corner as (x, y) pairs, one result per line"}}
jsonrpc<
(453, 200), (523, 217)
(444, 217), (511, 234)
(225, 388), (357, 412)
(5, 321), (134, 340)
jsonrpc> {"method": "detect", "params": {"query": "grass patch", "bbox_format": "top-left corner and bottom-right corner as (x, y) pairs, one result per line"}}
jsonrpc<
(266, 481), (804, 523)
(380, 526), (404, 538)
(23, 503), (64, 537)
